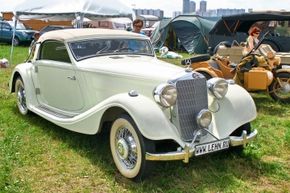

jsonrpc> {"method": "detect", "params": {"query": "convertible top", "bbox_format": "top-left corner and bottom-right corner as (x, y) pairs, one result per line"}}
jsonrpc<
(209, 12), (290, 35)
(38, 28), (148, 42)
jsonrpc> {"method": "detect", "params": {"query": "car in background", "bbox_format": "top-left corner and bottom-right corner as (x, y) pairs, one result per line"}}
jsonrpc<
(39, 25), (72, 35)
(10, 28), (258, 180)
(0, 20), (37, 46)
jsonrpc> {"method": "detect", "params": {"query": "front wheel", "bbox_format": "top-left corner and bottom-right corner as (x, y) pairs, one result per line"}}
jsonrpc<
(268, 72), (290, 103)
(110, 114), (154, 180)
(15, 77), (29, 115)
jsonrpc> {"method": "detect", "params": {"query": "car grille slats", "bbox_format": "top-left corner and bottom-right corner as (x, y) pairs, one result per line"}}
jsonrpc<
(175, 78), (208, 141)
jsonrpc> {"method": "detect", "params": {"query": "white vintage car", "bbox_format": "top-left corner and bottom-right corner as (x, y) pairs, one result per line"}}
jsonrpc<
(10, 28), (258, 180)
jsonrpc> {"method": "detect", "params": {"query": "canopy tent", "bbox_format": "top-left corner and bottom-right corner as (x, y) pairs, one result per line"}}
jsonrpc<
(151, 15), (216, 54)
(14, 0), (134, 22)
(9, 0), (134, 63)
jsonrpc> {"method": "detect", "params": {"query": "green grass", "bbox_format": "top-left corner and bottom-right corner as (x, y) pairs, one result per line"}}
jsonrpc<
(0, 44), (289, 193)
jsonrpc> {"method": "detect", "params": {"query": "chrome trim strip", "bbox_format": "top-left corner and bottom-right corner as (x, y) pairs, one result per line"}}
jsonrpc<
(145, 129), (258, 162)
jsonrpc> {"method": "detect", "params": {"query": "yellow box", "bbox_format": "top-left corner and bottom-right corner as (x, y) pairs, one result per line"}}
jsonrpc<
(244, 69), (269, 90)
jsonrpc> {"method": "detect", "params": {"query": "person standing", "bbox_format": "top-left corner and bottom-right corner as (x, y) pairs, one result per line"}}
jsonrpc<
(132, 19), (145, 35)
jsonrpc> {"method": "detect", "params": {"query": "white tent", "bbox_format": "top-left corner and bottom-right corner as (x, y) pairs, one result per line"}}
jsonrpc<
(9, 0), (134, 63)
(14, 0), (134, 21)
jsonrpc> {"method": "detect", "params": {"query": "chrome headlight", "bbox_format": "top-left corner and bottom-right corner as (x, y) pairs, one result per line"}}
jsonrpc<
(196, 109), (212, 128)
(207, 78), (228, 99)
(154, 84), (177, 108)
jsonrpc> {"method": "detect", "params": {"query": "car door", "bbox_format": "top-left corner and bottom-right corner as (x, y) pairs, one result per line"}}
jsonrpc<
(32, 40), (84, 112)
(1, 22), (13, 42)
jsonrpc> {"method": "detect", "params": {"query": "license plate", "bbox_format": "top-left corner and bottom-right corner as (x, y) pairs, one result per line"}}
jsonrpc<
(195, 139), (230, 156)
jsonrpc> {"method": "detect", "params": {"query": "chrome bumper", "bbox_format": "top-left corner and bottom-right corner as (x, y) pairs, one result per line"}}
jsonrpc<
(145, 129), (258, 163)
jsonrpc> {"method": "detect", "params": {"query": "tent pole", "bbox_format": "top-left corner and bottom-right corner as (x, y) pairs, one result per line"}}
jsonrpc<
(10, 16), (18, 65)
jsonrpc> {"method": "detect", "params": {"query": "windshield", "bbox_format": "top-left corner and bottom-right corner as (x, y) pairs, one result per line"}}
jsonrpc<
(8, 21), (27, 30)
(69, 38), (154, 61)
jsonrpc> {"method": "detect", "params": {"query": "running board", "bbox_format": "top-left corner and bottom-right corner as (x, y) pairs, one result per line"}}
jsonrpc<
(36, 105), (77, 119)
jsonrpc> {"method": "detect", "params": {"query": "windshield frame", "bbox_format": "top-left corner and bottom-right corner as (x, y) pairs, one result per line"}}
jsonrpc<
(68, 37), (155, 61)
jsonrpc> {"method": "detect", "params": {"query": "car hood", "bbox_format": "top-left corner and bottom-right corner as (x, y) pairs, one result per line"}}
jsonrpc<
(76, 55), (185, 82)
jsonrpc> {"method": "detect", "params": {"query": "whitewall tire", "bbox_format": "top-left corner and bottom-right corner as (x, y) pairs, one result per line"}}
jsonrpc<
(15, 78), (29, 115)
(110, 114), (154, 180)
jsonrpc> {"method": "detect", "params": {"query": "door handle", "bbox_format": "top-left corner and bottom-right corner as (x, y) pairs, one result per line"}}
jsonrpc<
(67, 76), (76, 80)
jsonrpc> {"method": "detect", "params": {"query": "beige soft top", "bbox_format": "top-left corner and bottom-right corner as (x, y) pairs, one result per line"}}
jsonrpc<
(38, 28), (148, 42)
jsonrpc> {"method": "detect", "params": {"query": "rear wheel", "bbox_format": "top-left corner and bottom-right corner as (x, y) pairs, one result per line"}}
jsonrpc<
(15, 77), (29, 115)
(268, 73), (290, 103)
(110, 114), (154, 180)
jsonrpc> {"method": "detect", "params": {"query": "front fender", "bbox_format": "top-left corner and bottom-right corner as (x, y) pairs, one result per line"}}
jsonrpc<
(209, 84), (257, 139)
(48, 93), (185, 147)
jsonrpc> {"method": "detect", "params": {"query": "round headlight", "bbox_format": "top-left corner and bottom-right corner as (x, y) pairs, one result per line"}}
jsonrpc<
(196, 109), (212, 128)
(208, 78), (228, 99)
(154, 84), (177, 108)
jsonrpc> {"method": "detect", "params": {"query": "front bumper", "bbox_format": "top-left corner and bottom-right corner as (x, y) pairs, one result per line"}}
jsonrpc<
(145, 129), (258, 163)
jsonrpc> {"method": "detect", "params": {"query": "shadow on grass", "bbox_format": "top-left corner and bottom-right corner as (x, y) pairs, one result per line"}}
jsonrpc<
(11, 107), (282, 193)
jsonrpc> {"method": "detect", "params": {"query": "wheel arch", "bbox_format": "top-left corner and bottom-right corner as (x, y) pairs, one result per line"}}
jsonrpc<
(94, 93), (184, 147)
(10, 71), (21, 93)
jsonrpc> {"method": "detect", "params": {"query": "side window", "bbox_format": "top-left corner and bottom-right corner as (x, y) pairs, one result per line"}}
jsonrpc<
(39, 41), (71, 63)
(3, 23), (11, 30)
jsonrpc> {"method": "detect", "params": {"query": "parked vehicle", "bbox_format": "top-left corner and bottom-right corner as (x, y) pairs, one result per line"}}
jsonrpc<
(208, 13), (290, 54)
(182, 33), (290, 103)
(39, 25), (72, 35)
(10, 28), (258, 180)
(0, 20), (37, 45)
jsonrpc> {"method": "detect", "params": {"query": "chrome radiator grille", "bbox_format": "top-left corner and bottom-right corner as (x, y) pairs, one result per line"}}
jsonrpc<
(174, 77), (208, 141)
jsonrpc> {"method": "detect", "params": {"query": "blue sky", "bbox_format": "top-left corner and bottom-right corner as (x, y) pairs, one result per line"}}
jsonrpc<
(120, 0), (290, 17)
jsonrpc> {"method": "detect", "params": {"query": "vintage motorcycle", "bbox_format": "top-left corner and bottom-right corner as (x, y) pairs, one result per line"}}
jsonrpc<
(181, 39), (290, 103)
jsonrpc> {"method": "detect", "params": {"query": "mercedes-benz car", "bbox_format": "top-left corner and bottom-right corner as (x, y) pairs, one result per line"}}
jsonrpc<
(10, 28), (258, 180)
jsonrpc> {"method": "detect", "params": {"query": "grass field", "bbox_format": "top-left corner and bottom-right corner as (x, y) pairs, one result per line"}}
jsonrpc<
(0, 44), (289, 193)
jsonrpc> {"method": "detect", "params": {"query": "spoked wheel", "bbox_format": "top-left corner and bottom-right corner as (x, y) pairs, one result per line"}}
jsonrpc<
(15, 77), (29, 115)
(269, 73), (290, 103)
(110, 114), (154, 180)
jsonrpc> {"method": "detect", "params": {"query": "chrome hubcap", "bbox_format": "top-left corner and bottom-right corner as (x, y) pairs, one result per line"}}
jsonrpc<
(115, 127), (137, 169)
(117, 138), (129, 159)
(281, 82), (290, 93)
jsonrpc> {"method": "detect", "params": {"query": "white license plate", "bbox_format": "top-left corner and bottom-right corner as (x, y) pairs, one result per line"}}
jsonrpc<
(195, 139), (230, 156)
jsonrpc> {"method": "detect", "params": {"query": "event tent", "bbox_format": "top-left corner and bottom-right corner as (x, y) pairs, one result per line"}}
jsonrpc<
(151, 15), (216, 54)
(14, 0), (134, 22)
